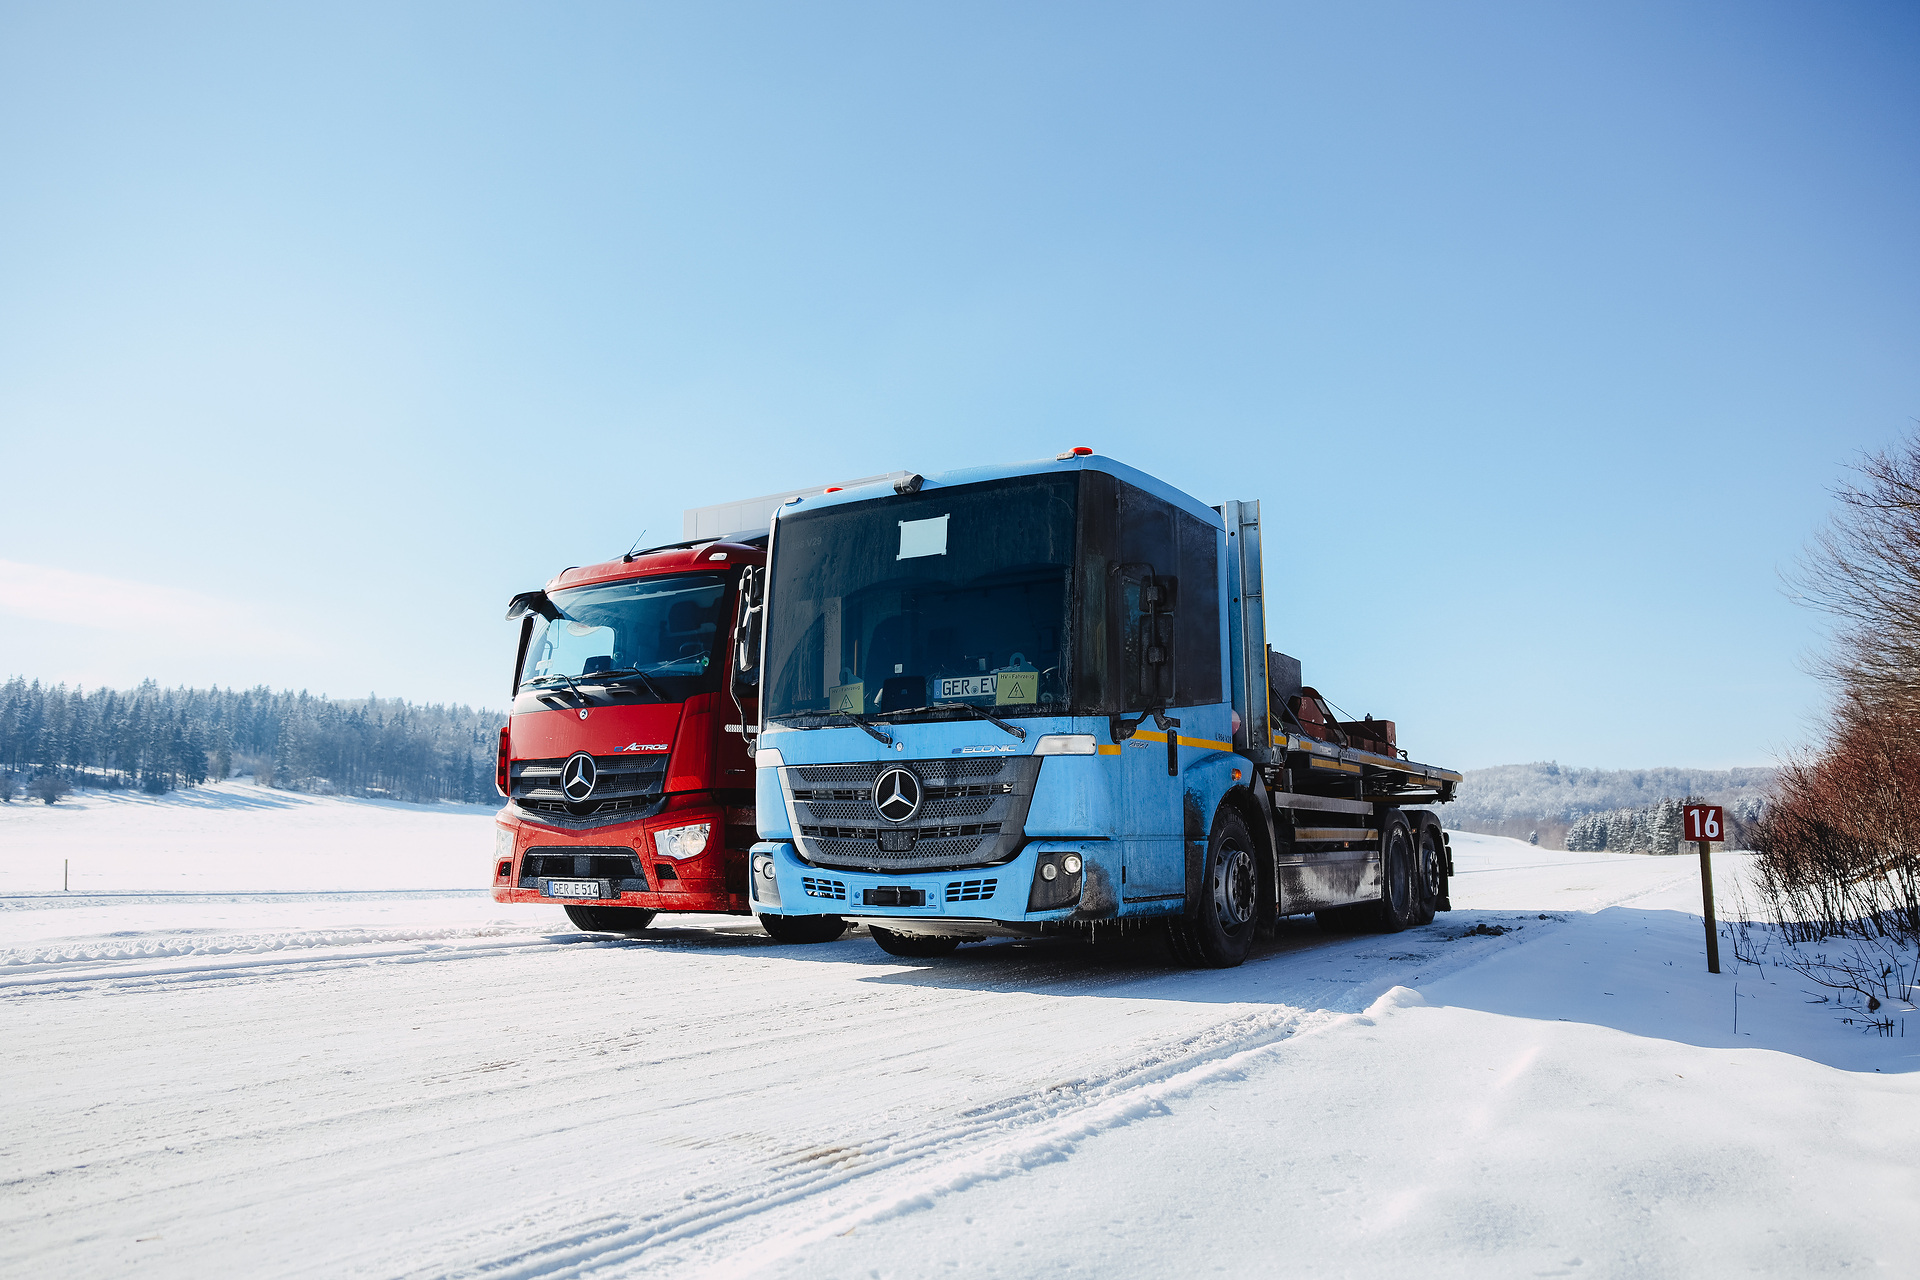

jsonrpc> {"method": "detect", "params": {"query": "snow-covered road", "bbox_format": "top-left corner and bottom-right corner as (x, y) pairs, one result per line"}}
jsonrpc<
(2, 789), (1913, 1277)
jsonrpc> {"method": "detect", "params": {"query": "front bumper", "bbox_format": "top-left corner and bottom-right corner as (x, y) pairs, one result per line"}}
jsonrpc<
(748, 838), (1113, 936)
(491, 802), (751, 915)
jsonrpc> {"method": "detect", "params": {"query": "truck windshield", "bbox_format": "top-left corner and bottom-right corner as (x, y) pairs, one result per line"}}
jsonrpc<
(764, 476), (1078, 721)
(519, 572), (730, 701)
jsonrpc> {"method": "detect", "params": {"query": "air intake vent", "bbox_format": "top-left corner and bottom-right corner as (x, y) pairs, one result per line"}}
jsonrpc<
(945, 878), (998, 903)
(802, 876), (847, 901)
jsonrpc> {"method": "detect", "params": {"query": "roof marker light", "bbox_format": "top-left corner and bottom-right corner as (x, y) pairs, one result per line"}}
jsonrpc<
(1056, 446), (1095, 460)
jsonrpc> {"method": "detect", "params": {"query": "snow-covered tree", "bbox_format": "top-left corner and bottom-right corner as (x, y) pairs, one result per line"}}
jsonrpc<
(1648, 798), (1683, 856)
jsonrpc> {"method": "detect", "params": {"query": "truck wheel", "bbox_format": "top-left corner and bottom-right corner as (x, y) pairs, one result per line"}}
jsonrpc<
(869, 927), (962, 958)
(1373, 813), (1418, 933)
(1168, 808), (1259, 968)
(564, 905), (658, 934)
(757, 913), (849, 944)
(1411, 817), (1444, 927)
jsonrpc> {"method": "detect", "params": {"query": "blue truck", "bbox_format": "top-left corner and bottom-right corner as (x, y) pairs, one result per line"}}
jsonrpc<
(727, 450), (1461, 967)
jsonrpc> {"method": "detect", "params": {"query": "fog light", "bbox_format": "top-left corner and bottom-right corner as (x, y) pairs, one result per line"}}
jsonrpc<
(1041, 863), (1058, 881)
(653, 822), (712, 860)
(752, 852), (782, 907)
(1062, 854), (1082, 874)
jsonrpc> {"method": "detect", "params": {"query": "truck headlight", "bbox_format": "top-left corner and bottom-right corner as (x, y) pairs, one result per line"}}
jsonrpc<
(652, 822), (712, 860)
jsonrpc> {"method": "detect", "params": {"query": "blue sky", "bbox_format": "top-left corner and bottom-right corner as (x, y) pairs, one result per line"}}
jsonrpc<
(2, 1), (1915, 770)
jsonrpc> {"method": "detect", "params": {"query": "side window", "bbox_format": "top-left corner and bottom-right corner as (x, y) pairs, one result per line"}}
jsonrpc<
(1115, 485), (1178, 709)
(1108, 484), (1223, 710)
(1174, 508), (1222, 707)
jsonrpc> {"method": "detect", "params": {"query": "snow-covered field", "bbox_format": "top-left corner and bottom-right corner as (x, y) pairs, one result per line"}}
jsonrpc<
(2, 788), (1914, 1277)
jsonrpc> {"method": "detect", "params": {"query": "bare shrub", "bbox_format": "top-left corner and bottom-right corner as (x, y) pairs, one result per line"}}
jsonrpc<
(1754, 432), (1920, 1032)
(28, 774), (71, 805)
(1753, 700), (1920, 945)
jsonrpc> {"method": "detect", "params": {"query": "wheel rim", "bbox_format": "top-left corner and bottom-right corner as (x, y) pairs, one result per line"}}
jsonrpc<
(1418, 832), (1443, 899)
(1212, 842), (1257, 928)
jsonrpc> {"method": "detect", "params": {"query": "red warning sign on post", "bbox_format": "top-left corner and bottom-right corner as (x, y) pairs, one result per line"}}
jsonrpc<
(1684, 804), (1723, 843)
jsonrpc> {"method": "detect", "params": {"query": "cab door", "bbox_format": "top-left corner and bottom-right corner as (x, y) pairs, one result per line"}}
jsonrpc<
(1111, 495), (1186, 902)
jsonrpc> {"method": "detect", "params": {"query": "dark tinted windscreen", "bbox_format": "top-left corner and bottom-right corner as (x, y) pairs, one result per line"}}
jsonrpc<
(765, 477), (1078, 719)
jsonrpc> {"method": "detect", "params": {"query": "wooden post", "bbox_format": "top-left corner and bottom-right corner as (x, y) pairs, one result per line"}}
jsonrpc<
(1697, 838), (1719, 974)
(1684, 804), (1724, 975)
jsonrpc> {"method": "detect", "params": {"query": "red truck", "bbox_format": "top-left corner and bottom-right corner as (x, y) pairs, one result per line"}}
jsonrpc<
(488, 481), (900, 942)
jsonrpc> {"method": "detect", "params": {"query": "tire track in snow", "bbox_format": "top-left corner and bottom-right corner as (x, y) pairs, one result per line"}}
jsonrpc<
(0, 930), (610, 994)
(373, 913), (1573, 1280)
(375, 1002), (1341, 1280)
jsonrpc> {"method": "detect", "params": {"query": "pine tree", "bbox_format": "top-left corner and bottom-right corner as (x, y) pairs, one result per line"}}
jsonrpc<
(1648, 797), (1683, 855)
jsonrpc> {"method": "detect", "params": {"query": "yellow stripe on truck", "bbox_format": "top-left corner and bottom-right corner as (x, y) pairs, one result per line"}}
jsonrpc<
(1120, 730), (1234, 752)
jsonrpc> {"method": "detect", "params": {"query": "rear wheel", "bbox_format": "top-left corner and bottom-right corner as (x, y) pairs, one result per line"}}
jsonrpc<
(564, 905), (658, 935)
(1411, 817), (1444, 927)
(1374, 813), (1418, 933)
(757, 913), (849, 944)
(1168, 808), (1260, 968)
(870, 927), (962, 958)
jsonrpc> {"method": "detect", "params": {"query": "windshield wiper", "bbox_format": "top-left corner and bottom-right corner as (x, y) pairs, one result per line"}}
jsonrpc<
(771, 709), (893, 746)
(868, 701), (1028, 740)
(930, 701), (1026, 740)
(574, 668), (668, 701)
(522, 673), (588, 709)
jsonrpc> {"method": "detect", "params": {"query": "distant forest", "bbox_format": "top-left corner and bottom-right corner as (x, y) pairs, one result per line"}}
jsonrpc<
(1443, 762), (1775, 848)
(0, 677), (505, 804)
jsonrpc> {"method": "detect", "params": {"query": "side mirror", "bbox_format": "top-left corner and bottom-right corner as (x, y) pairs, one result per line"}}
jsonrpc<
(730, 565), (765, 703)
(505, 590), (559, 622)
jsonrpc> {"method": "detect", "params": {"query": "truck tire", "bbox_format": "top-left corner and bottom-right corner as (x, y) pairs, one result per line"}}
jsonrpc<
(1373, 812), (1419, 933)
(564, 905), (658, 934)
(1411, 815), (1445, 926)
(869, 927), (962, 958)
(757, 913), (849, 944)
(1167, 808), (1259, 968)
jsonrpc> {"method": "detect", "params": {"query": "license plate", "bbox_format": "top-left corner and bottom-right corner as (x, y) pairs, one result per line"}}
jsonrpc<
(936, 674), (996, 699)
(546, 879), (604, 899)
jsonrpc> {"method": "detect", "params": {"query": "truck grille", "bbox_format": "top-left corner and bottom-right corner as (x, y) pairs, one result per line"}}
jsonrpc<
(510, 753), (669, 826)
(783, 757), (1041, 872)
(518, 847), (648, 895)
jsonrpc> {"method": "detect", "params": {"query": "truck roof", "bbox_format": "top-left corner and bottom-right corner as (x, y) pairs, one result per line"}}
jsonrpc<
(764, 451), (1226, 529)
(544, 539), (762, 594)
(681, 472), (914, 543)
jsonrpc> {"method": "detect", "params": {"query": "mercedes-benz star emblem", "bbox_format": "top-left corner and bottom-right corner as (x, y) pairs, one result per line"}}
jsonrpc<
(561, 752), (598, 802)
(872, 767), (922, 823)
